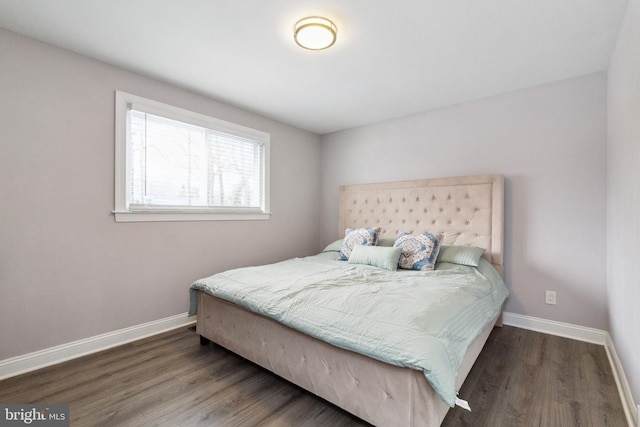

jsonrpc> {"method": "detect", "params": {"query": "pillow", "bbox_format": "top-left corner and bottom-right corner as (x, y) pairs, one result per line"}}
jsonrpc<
(348, 245), (402, 271)
(339, 227), (381, 260)
(322, 239), (344, 252)
(393, 231), (443, 271)
(437, 245), (486, 267)
(376, 238), (396, 247)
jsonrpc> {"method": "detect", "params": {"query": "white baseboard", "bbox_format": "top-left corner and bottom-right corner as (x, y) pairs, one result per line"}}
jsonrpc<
(0, 313), (196, 380)
(502, 311), (607, 344)
(1, 310), (636, 426)
(503, 311), (637, 427)
(605, 333), (639, 427)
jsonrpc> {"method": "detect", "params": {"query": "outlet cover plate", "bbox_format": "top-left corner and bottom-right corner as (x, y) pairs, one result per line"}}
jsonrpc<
(545, 291), (557, 305)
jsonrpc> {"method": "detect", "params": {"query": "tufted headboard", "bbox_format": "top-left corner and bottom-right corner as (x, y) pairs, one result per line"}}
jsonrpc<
(338, 174), (504, 276)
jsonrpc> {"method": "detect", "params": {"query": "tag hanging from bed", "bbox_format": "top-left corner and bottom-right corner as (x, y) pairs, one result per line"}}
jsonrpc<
(455, 396), (471, 411)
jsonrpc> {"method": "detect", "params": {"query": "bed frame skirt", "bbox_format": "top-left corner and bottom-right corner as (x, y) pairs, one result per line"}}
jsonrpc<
(196, 291), (499, 426)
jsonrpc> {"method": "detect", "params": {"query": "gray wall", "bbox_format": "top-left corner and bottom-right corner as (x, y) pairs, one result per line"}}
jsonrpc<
(607, 0), (640, 406)
(320, 72), (608, 330)
(0, 29), (322, 360)
(2, 18), (632, 401)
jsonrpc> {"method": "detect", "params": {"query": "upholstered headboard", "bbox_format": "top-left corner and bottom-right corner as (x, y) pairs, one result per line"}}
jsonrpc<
(338, 174), (504, 276)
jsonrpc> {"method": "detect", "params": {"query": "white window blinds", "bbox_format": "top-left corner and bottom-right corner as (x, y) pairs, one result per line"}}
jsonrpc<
(114, 91), (270, 222)
(128, 110), (263, 210)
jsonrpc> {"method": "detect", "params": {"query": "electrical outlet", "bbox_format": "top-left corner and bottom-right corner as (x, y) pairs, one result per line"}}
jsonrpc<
(545, 291), (557, 305)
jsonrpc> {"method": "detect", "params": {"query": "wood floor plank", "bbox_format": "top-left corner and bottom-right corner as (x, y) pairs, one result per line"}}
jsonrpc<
(441, 326), (625, 427)
(0, 326), (626, 426)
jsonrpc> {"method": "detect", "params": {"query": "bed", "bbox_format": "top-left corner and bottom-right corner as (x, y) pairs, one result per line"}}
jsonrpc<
(189, 174), (507, 426)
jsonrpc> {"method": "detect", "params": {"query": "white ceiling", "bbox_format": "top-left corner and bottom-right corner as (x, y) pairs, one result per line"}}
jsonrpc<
(0, 0), (629, 134)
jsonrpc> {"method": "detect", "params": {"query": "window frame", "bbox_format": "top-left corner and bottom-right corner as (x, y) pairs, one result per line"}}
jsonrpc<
(114, 91), (270, 222)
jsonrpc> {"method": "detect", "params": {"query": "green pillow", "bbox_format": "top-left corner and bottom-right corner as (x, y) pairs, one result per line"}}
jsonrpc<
(437, 245), (485, 267)
(322, 239), (343, 252)
(376, 238), (396, 247)
(348, 245), (402, 271)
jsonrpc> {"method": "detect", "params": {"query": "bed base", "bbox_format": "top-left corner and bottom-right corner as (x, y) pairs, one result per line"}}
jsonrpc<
(195, 174), (505, 426)
(196, 291), (499, 427)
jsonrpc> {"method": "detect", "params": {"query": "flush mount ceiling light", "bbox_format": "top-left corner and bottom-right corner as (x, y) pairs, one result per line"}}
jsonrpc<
(294, 16), (337, 50)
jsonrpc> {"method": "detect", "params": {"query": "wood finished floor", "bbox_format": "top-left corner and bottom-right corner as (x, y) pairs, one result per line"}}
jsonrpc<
(0, 326), (626, 427)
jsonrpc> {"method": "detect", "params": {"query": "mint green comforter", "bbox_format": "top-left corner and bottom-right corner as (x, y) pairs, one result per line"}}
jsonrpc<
(189, 251), (509, 406)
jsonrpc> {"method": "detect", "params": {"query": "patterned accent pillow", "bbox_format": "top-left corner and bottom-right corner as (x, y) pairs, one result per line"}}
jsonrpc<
(339, 227), (381, 261)
(394, 231), (443, 271)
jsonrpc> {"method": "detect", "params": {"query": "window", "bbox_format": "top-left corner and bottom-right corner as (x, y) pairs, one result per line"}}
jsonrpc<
(114, 91), (270, 222)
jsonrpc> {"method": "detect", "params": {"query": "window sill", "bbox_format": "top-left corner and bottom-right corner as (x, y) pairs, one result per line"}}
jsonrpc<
(113, 210), (271, 223)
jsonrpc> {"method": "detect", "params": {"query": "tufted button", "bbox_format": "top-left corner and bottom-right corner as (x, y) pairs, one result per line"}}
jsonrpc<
(465, 193), (470, 199)
(439, 208), (443, 212)
(457, 207), (461, 212)
(424, 208), (427, 213)
(447, 194), (452, 200)
(416, 196), (420, 202)
(432, 220), (436, 224)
